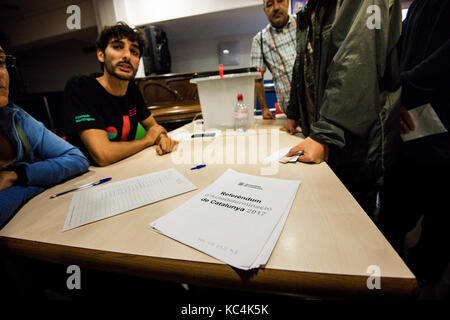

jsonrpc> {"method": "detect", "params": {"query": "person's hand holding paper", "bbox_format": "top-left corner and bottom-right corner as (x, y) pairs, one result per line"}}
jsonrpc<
(400, 103), (447, 142)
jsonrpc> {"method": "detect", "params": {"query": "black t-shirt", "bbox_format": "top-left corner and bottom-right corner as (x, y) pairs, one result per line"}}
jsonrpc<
(64, 74), (151, 165)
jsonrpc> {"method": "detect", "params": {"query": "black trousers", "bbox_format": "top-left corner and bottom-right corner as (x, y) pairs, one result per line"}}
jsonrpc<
(379, 161), (450, 284)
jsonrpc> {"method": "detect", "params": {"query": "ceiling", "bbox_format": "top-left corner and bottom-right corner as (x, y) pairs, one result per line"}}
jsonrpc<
(1, 0), (267, 51)
(0, 0), (93, 51)
(0, 0), (416, 49)
(141, 5), (268, 44)
(0, 0), (76, 21)
(401, 0), (413, 9)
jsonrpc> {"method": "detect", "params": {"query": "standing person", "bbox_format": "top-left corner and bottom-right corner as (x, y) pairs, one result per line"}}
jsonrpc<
(286, 0), (402, 215)
(251, 0), (297, 121)
(379, 0), (450, 286)
(0, 45), (89, 227)
(64, 22), (178, 167)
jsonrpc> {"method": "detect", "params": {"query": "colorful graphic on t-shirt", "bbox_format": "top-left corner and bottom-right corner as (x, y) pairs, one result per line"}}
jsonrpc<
(128, 107), (137, 117)
(135, 122), (146, 140)
(121, 115), (130, 141)
(106, 126), (118, 140)
(75, 114), (95, 123)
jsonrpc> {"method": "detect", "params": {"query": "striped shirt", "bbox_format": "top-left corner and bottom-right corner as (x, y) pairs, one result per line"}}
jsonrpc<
(251, 15), (297, 113)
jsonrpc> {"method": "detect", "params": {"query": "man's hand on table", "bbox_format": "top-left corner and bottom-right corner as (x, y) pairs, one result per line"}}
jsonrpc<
(143, 124), (178, 155)
(281, 118), (300, 135)
(144, 124), (166, 146)
(262, 107), (275, 119)
(287, 137), (329, 164)
(156, 134), (179, 155)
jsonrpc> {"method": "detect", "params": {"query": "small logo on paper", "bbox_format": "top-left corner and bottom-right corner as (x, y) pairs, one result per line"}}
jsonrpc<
(238, 182), (263, 190)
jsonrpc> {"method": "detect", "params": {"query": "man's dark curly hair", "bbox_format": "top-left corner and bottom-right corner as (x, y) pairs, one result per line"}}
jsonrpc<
(96, 22), (146, 71)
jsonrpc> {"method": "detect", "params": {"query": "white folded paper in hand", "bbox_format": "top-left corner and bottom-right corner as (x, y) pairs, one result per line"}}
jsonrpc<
(279, 151), (303, 164)
(265, 147), (301, 164)
(150, 169), (301, 270)
(401, 104), (447, 142)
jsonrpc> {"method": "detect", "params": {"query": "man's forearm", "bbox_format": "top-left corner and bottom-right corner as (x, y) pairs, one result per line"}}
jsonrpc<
(80, 129), (154, 167)
(92, 138), (151, 167)
(255, 79), (269, 110)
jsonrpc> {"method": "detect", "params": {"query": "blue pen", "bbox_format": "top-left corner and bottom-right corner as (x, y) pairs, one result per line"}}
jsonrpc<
(50, 177), (112, 198)
(191, 164), (206, 170)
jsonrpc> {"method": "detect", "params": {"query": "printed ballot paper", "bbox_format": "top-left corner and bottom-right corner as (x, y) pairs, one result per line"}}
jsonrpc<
(150, 169), (301, 270)
(63, 169), (197, 231)
(401, 103), (447, 142)
(265, 147), (302, 164)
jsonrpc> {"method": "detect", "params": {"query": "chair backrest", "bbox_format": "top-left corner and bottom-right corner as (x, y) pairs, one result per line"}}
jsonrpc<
(135, 73), (199, 107)
(14, 91), (65, 136)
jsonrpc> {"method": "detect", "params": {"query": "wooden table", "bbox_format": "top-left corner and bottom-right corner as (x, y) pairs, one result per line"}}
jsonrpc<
(0, 119), (418, 298)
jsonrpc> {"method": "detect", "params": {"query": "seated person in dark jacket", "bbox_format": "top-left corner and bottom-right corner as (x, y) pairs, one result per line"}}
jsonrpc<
(0, 45), (89, 227)
(64, 22), (178, 167)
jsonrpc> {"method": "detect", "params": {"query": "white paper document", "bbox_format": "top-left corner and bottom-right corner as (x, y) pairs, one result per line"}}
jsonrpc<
(150, 169), (301, 270)
(265, 147), (300, 164)
(63, 169), (197, 231)
(401, 104), (447, 142)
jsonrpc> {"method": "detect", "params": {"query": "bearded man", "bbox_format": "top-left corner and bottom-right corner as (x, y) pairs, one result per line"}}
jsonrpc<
(64, 22), (177, 166)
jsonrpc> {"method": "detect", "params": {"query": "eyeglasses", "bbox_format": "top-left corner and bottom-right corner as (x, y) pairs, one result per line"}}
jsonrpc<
(0, 55), (16, 69)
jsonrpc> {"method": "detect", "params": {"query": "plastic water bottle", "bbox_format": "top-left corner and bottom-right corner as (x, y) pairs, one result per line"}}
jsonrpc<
(234, 93), (249, 132)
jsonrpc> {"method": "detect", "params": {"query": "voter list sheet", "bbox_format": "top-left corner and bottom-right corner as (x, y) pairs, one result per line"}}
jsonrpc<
(150, 169), (301, 270)
(63, 168), (197, 231)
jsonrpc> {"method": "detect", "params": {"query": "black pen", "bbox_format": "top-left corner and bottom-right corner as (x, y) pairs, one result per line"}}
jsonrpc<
(50, 177), (112, 198)
(191, 132), (216, 138)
